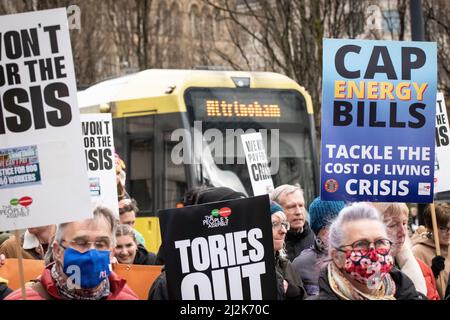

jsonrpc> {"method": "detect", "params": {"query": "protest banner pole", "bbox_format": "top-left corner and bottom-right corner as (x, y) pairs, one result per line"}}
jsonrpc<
(13, 230), (27, 300)
(429, 203), (445, 298)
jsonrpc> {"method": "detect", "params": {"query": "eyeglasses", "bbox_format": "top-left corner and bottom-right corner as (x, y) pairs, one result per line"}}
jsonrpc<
(61, 238), (111, 252)
(439, 226), (450, 233)
(272, 221), (290, 231)
(336, 238), (392, 255)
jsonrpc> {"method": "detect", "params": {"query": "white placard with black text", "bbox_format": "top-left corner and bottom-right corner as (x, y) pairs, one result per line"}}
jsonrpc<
(241, 132), (274, 196)
(0, 9), (92, 231)
(435, 92), (450, 193)
(81, 113), (118, 216)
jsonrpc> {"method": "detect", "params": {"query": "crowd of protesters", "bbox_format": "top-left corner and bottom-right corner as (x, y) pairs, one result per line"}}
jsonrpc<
(0, 154), (449, 300)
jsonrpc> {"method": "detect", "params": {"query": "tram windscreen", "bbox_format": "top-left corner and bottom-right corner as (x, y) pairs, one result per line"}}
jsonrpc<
(184, 88), (317, 203)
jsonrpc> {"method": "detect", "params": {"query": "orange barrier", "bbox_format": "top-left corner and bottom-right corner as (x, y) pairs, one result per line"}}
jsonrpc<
(113, 264), (163, 300)
(0, 259), (162, 300)
(0, 258), (45, 290)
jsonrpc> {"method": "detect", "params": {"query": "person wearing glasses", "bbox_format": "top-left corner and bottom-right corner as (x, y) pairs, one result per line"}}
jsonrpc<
(270, 184), (315, 261)
(411, 203), (450, 299)
(5, 207), (138, 300)
(271, 201), (307, 300)
(371, 202), (439, 300)
(317, 202), (424, 300)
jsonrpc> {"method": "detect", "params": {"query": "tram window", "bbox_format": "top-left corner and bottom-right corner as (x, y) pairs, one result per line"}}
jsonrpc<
(127, 116), (154, 134)
(163, 132), (187, 209)
(129, 138), (153, 213)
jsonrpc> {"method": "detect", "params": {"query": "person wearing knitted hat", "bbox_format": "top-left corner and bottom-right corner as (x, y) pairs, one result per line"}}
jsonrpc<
(270, 201), (307, 300)
(292, 197), (344, 296)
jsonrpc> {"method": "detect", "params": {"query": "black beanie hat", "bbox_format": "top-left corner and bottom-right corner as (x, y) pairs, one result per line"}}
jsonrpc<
(195, 187), (246, 204)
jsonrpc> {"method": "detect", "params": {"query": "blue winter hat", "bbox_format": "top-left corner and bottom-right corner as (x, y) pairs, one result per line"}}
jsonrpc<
(270, 201), (284, 215)
(309, 197), (345, 234)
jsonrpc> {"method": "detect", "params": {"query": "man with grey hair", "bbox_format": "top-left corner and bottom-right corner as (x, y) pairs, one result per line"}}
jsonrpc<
(6, 207), (138, 300)
(270, 184), (315, 261)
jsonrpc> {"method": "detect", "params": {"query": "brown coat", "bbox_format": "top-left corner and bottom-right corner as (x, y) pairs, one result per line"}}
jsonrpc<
(0, 235), (45, 260)
(411, 232), (449, 299)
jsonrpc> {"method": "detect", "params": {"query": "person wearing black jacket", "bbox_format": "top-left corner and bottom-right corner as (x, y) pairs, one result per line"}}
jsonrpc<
(271, 201), (307, 300)
(0, 254), (12, 300)
(0, 280), (12, 300)
(316, 202), (425, 300)
(114, 224), (156, 265)
(148, 186), (247, 300)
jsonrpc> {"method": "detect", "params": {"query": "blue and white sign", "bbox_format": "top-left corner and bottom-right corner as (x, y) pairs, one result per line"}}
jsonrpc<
(321, 39), (437, 203)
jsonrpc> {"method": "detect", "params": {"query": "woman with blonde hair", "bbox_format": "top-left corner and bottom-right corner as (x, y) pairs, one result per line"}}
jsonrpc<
(114, 224), (156, 265)
(371, 202), (439, 300)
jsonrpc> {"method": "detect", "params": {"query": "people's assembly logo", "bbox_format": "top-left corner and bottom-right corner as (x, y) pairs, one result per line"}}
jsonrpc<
(324, 179), (339, 193)
(0, 196), (32, 218)
(202, 207), (232, 228)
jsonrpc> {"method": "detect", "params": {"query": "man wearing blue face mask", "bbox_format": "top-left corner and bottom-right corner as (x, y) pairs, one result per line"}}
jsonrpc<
(6, 207), (138, 300)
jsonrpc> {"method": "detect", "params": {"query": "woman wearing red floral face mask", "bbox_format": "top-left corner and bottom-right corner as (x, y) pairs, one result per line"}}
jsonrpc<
(317, 203), (425, 300)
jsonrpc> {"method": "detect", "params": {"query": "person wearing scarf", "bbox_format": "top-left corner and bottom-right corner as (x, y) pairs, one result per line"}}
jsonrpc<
(5, 207), (138, 300)
(317, 202), (425, 300)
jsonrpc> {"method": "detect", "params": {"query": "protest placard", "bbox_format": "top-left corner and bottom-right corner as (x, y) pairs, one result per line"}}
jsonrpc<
(321, 39), (437, 202)
(0, 8), (91, 231)
(434, 93), (450, 193)
(241, 132), (274, 196)
(81, 113), (118, 216)
(159, 195), (277, 300)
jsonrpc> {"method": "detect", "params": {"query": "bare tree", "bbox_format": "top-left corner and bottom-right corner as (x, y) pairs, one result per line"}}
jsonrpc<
(203, 0), (366, 132)
(423, 0), (450, 97)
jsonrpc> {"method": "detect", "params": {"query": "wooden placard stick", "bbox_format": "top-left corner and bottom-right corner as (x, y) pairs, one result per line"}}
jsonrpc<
(430, 203), (446, 299)
(13, 230), (27, 300)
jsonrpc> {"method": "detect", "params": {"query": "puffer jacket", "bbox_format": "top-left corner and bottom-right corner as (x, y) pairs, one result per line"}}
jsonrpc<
(284, 221), (315, 261)
(291, 237), (328, 296)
